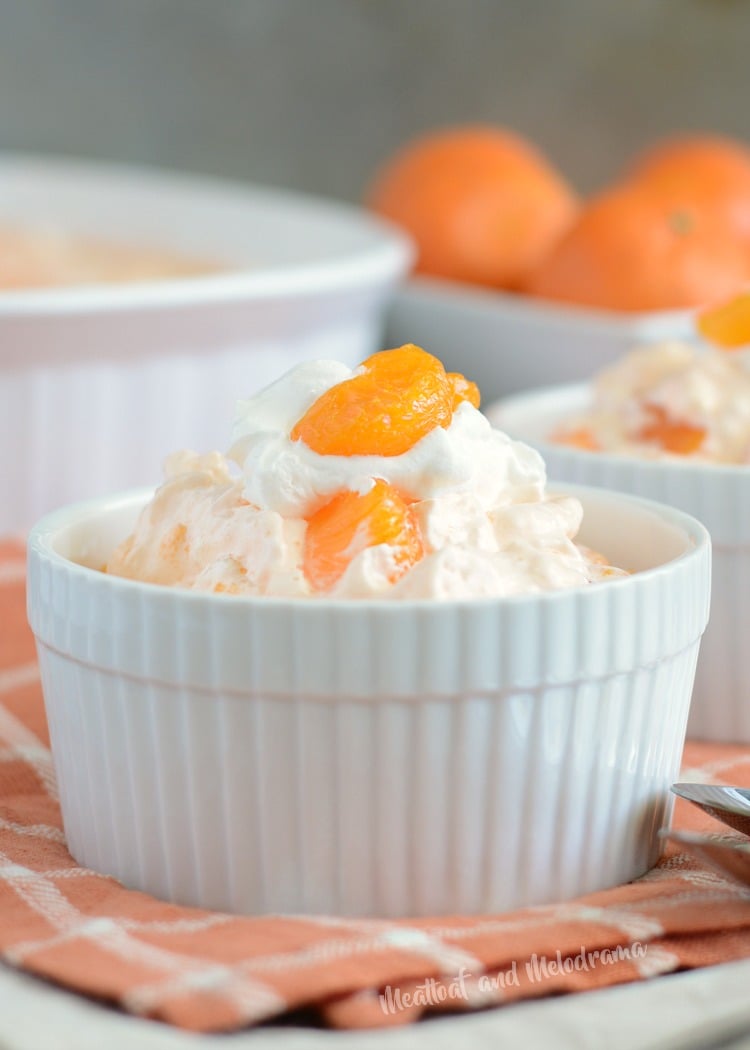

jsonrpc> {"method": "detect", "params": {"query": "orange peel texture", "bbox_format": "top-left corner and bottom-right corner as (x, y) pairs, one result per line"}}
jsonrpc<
(290, 344), (477, 458)
(303, 479), (424, 592)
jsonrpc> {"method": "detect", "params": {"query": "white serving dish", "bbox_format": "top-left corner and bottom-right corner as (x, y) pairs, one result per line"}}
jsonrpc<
(385, 277), (695, 403)
(0, 155), (412, 533)
(488, 383), (750, 743)
(27, 484), (710, 918)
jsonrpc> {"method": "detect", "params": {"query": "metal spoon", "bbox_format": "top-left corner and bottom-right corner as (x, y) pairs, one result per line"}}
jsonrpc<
(671, 783), (750, 837)
(660, 829), (750, 889)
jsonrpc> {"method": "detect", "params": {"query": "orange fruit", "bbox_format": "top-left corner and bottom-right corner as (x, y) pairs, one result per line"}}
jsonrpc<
(303, 480), (424, 591)
(637, 404), (706, 455)
(550, 426), (600, 451)
(365, 126), (579, 290)
(697, 290), (750, 349)
(524, 182), (750, 312)
(626, 134), (750, 243)
(447, 372), (480, 410)
(291, 344), (477, 458)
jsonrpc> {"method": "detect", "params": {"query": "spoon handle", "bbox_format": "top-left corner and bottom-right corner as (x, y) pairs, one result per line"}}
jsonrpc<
(671, 783), (750, 837)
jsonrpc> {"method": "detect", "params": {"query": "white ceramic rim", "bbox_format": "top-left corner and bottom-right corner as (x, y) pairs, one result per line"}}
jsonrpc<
(488, 382), (750, 483)
(27, 481), (710, 614)
(406, 275), (698, 332)
(0, 153), (414, 316)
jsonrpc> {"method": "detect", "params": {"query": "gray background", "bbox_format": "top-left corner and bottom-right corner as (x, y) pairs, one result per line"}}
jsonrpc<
(0, 0), (749, 204)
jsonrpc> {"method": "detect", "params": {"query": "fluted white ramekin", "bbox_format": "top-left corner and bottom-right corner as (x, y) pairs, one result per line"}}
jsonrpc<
(27, 485), (710, 918)
(489, 384), (749, 744)
(0, 154), (412, 533)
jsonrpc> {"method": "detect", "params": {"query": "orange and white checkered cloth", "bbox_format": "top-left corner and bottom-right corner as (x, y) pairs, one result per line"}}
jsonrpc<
(1, 537), (750, 1032)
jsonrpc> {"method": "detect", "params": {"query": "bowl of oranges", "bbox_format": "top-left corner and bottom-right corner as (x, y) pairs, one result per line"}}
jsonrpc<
(372, 126), (750, 400)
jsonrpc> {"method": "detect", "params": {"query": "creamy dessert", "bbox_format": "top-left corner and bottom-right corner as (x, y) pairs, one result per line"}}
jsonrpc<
(552, 291), (750, 463)
(107, 345), (624, 598)
(0, 223), (221, 290)
(553, 339), (750, 463)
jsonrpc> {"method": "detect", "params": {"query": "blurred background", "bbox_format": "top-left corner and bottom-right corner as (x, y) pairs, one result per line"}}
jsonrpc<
(1, 0), (749, 202)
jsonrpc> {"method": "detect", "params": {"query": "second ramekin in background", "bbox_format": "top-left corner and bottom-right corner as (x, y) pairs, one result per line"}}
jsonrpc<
(0, 155), (412, 533)
(27, 484), (710, 918)
(489, 384), (745, 743)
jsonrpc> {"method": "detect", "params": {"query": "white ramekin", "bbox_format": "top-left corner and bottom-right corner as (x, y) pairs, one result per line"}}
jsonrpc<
(27, 485), (710, 918)
(489, 384), (747, 744)
(0, 155), (412, 533)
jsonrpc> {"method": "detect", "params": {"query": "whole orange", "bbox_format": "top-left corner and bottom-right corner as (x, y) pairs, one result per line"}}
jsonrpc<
(626, 134), (750, 242)
(365, 126), (579, 290)
(524, 182), (750, 313)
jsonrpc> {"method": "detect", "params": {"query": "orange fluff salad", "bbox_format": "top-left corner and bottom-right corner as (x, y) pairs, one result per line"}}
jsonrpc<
(553, 293), (750, 463)
(107, 345), (624, 598)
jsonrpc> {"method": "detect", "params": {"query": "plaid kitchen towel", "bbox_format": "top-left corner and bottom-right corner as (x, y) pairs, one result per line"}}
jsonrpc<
(1, 538), (749, 1032)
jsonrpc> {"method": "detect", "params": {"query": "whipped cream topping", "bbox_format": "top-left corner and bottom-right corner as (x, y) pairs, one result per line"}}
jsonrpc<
(557, 340), (750, 463)
(107, 359), (623, 598)
(229, 362), (545, 517)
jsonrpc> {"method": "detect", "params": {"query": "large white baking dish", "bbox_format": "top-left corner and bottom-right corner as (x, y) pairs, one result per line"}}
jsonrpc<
(0, 155), (412, 532)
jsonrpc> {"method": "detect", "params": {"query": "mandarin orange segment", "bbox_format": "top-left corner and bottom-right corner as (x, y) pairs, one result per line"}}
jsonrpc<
(697, 291), (750, 349)
(637, 404), (706, 455)
(291, 344), (458, 457)
(550, 426), (600, 451)
(447, 372), (480, 410)
(303, 479), (424, 592)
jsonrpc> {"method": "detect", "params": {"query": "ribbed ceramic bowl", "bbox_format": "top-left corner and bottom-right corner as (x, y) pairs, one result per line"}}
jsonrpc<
(489, 384), (748, 744)
(27, 484), (710, 918)
(0, 154), (412, 533)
